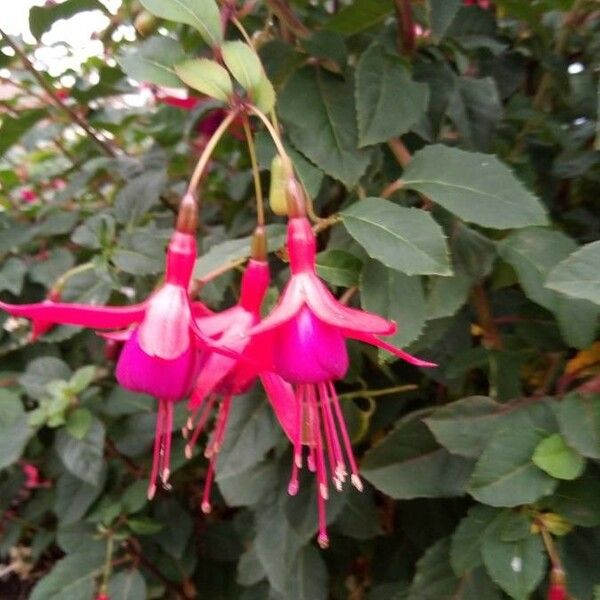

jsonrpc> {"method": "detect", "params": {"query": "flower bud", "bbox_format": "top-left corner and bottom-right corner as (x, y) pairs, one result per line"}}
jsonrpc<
(268, 155), (288, 216)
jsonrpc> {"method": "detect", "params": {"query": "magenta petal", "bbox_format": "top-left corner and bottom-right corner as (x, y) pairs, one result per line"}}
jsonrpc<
(138, 284), (191, 360)
(260, 372), (296, 443)
(306, 274), (396, 335)
(189, 352), (238, 410)
(0, 300), (145, 329)
(195, 306), (245, 337)
(346, 330), (437, 367)
(191, 301), (213, 318)
(116, 330), (197, 401)
(275, 306), (348, 384)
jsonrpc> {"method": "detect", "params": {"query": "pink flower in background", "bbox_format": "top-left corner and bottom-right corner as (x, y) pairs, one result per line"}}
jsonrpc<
(19, 188), (38, 203)
(250, 212), (435, 547)
(0, 194), (223, 498)
(184, 229), (296, 513)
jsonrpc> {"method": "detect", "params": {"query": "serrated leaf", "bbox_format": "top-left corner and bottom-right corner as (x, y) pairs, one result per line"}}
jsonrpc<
(55, 418), (105, 485)
(29, 548), (105, 600)
(333, 487), (382, 540)
(140, 0), (222, 46)
(481, 521), (546, 600)
(65, 408), (92, 440)
(546, 240), (600, 306)
(113, 169), (167, 224)
(118, 36), (187, 87)
(355, 44), (429, 146)
(0, 109), (47, 157)
(175, 58), (232, 101)
(424, 396), (501, 459)
(360, 260), (426, 349)
(450, 505), (502, 575)
(20, 357), (72, 398)
(342, 198), (451, 275)
(557, 393), (600, 459)
(0, 257), (26, 295)
(222, 41), (263, 92)
(279, 67), (370, 188)
(108, 570), (147, 600)
(532, 433), (585, 480)
(402, 145), (548, 229)
(54, 470), (106, 525)
(0, 390), (32, 470)
(428, 0), (462, 39)
(467, 405), (558, 506)
(325, 0), (394, 35)
(362, 418), (474, 499)
(316, 249), (362, 287)
(426, 273), (472, 319)
(499, 227), (599, 348)
(286, 545), (328, 600)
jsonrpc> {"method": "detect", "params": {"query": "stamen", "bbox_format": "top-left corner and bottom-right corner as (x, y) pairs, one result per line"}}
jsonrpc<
(201, 461), (215, 514)
(318, 382), (339, 487)
(307, 385), (328, 503)
(328, 381), (362, 486)
(185, 393), (218, 458)
(161, 401), (174, 486)
(148, 400), (166, 499)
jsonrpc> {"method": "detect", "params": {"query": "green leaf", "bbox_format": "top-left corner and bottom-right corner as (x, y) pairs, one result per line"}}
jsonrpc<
(0, 257), (26, 295)
(69, 366), (96, 393)
(279, 67), (370, 188)
(333, 487), (382, 540)
(140, 0), (222, 46)
(546, 472), (600, 527)
(286, 545), (328, 600)
(450, 505), (502, 575)
(54, 470), (106, 525)
(428, 0), (462, 39)
(194, 224), (286, 278)
(426, 273), (472, 319)
(325, 0), (394, 35)
(0, 109), (47, 156)
(402, 145), (549, 228)
(341, 198), (451, 275)
(29, 0), (107, 39)
(222, 41), (263, 92)
(128, 516), (164, 535)
(0, 390), (32, 470)
(408, 538), (502, 600)
(355, 44), (429, 146)
(65, 408), (92, 440)
(360, 260), (426, 349)
(362, 418), (474, 499)
(557, 393), (600, 459)
(532, 433), (585, 480)
(424, 396), (501, 459)
(175, 58), (232, 101)
(118, 36), (187, 87)
(481, 520), (546, 600)
(29, 248), (75, 289)
(113, 169), (167, 224)
(108, 570), (147, 600)
(55, 418), (105, 485)
(467, 404), (558, 506)
(546, 240), (600, 306)
(499, 227), (599, 348)
(29, 549), (105, 600)
(20, 357), (71, 398)
(316, 249), (362, 287)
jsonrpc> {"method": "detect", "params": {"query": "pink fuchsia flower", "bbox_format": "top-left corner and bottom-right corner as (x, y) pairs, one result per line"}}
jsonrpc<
(184, 228), (296, 513)
(0, 194), (218, 498)
(19, 188), (38, 203)
(29, 288), (61, 341)
(250, 205), (435, 548)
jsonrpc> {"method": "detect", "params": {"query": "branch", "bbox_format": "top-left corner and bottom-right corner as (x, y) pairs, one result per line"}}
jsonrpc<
(0, 29), (117, 157)
(265, 0), (310, 39)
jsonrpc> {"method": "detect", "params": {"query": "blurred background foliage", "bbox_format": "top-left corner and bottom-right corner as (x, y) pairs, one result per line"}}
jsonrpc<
(1, 0), (600, 598)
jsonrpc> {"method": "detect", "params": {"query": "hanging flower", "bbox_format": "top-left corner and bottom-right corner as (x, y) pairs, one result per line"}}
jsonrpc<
(249, 192), (435, 548)
(0, 194), (222, 499)
(184, 228), (296, 513)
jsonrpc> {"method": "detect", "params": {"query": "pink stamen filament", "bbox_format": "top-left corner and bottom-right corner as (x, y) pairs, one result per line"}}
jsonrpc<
(161, 401), (174, 486)
(185, 394), (218, 458)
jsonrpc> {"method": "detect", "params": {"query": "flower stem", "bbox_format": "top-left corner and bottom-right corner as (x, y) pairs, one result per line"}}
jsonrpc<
(52, 262), (95, 294)
(247, 105), (293, 176)
(100, 532), (114, 593)
(338, 384), (417, 401)
(242, 116), (265, 226)
(231, 16), (254, 46)
(186, 109), (241, 195)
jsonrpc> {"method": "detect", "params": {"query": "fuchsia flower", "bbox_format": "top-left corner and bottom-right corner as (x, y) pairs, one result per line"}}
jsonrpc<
(183, 228), (296, 513)
(250, 201), (435, 548)
(0, 194), (218, 498)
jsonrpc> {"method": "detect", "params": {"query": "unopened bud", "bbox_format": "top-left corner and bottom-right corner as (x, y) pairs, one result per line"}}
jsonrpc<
(176, 193), (198, 233)
(251, 226), (267, 260)
(268, 155), (288, 216)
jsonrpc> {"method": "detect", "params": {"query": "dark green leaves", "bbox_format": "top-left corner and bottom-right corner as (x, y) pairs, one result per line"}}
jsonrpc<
(355, 45), (429, 146)
(0, 109), (47, 157)
(546, 240), (600, 306)
(279, 67), (369, 187)
(0, 390), (32, 470)
(118, 36), (187, 87)
(342, 198), (451, 275)
(140, 0), (222, 46)
(402, 145), (549, 228)
(362, 418), (474, 499)
(557, 393), (600, 459)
